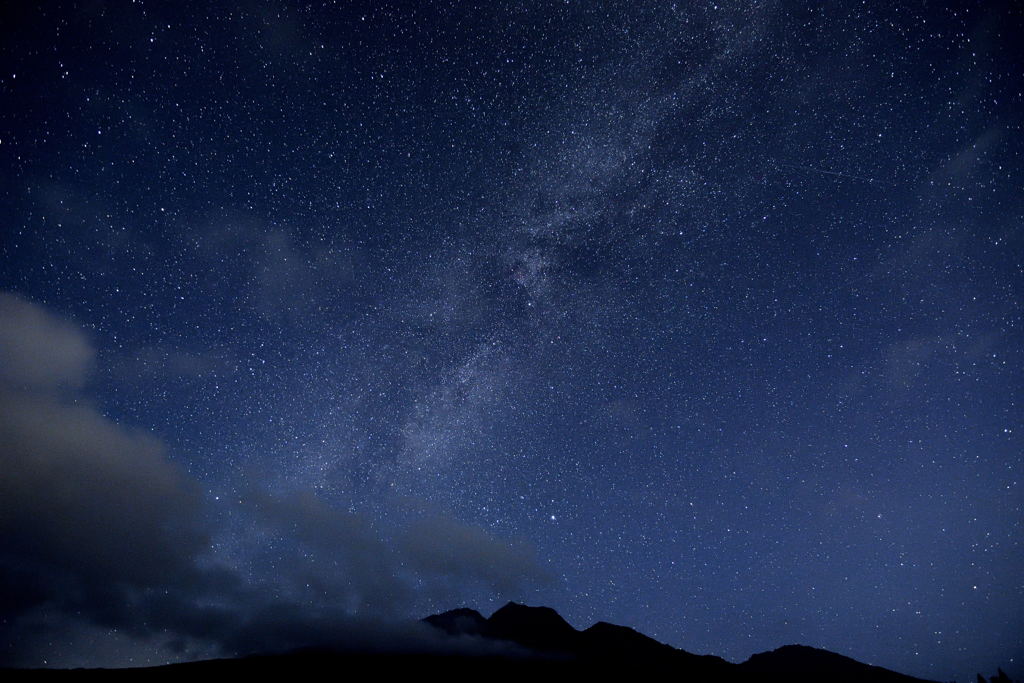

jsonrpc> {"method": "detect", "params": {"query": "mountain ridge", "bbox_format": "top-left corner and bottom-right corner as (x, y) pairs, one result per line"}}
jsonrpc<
(418, 601), (938, 682)
(2, 602), (945, 681)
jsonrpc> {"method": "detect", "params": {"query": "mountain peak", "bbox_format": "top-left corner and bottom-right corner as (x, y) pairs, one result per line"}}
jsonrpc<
(491, 602), (568, 620)
(485, 602), (580, 652)
(489, 602), (575, 629)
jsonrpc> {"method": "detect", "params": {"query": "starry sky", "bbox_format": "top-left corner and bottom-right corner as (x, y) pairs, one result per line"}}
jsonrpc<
(0, 1), (1021, 680)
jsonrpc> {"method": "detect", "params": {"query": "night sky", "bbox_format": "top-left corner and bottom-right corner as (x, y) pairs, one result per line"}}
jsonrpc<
(1, 1), (1021, 680)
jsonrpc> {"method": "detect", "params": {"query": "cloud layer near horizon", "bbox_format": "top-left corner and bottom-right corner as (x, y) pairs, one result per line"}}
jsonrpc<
(0, 292), (547, 666)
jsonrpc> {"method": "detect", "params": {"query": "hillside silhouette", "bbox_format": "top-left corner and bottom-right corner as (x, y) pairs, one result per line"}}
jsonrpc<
(3, 602), (965, 681)
(422, 602), (937, 682)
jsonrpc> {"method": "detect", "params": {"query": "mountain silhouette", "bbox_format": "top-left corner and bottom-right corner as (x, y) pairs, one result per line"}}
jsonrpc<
(581, 621), (678, 657)
(3, 602), (944, 681)
(418, 602), (936, 682)
(485, 602), (581, 653)
(486, 602), (729, 676)
(738, 644), (937, 683)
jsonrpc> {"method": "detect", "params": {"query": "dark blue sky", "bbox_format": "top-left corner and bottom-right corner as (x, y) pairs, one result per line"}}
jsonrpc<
(1, 1), (1021, 680)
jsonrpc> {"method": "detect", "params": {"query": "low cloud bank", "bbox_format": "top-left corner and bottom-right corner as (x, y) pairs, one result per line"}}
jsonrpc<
(0, 292), (547, 667)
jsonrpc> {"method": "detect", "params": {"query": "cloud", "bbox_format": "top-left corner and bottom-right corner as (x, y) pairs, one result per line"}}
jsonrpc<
(245, 489), (412, 616)
(0, 293), (94, 390)
(0, 293), (210, 661)
(0, 391), (207, 588)
(244, 489), (550, 617)
(106, 345), (233, 388)
(197, 221), (361, 320)
(0, 292), (546, 666)
(400, 513), (549, 595)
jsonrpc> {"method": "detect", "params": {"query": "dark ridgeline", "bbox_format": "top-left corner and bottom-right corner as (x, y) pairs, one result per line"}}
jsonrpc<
(2, 603), (965, 681)
(423, 602), (937, 682)
(425, 601), (735, 679)
(739, 644), (943, 683)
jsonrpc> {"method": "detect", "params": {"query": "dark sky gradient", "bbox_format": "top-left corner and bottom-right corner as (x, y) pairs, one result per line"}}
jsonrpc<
(1, 1), (1021, 680)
